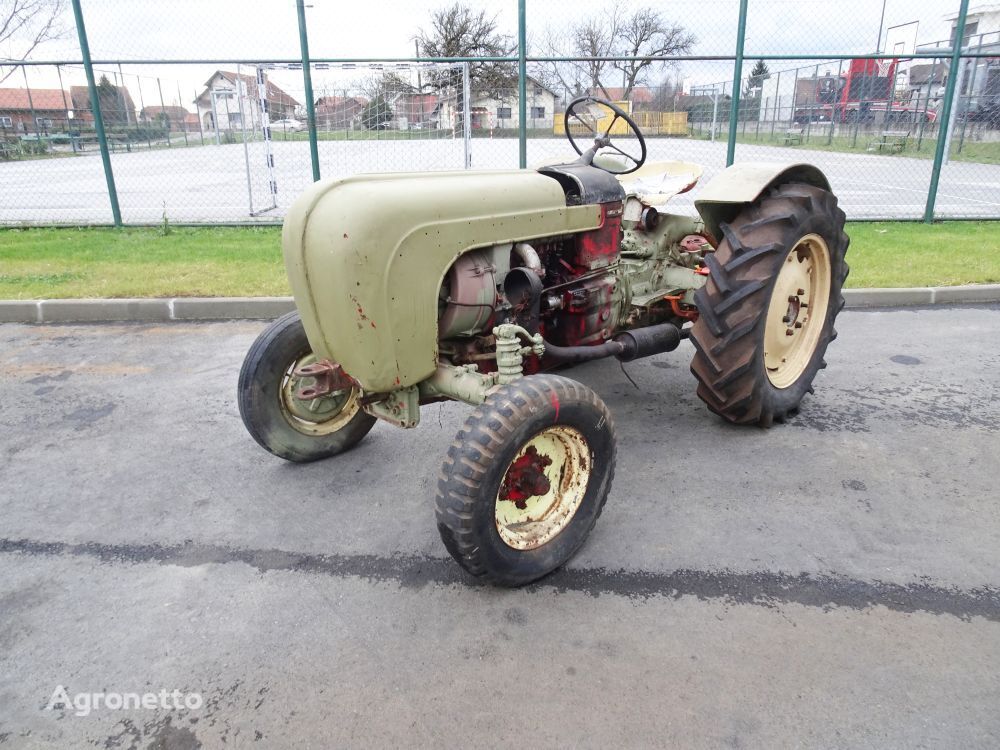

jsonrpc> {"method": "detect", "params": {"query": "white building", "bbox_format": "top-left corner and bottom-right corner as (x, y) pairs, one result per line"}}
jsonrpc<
(194, 70), (300, 132)
(438, 77), (559, 132)
(918, 4), (1000, 107)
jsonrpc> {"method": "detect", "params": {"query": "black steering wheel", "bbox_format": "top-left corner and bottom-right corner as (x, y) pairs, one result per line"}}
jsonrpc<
(564, 96), (647, 175)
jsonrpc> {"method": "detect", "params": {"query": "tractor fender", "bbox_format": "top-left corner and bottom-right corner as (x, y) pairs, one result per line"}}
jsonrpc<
(283, 170), (602, 393)
(694, 162), (831, 240)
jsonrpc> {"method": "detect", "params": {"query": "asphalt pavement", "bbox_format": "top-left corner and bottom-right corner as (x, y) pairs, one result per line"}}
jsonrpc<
(1, 307), (998, 748)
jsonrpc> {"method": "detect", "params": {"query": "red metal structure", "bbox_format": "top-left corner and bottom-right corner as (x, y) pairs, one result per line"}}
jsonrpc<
(793, 58), (937, 125)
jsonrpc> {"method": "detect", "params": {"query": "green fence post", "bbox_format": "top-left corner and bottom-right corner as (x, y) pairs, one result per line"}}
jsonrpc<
(726, 0), (749, 166)
(296, 0), (321, 182)
(70, 0), (121, 226)
(924, 0), (969, 223)
(957, 32), (984, 155)
(517, 0), (527, 168)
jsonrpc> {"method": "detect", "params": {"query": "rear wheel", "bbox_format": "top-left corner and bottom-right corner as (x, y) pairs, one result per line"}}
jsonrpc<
(436, 374), (616, 586)
(689, 182), (849, 426)
(238, 311), (375, 462)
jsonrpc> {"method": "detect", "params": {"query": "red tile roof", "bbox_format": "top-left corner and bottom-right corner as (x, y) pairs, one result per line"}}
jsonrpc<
(0, 88), (70, 111)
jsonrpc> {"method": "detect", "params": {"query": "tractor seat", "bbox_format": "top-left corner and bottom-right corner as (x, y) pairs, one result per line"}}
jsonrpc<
(613, 160), (703, 208)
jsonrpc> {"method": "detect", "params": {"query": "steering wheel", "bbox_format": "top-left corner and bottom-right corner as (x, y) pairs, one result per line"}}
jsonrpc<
(564, 96), (647, 175)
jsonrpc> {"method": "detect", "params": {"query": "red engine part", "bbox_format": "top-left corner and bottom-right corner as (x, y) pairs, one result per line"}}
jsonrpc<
(533, 200), (622, 353)
(574, 201), (623, 271)
(542, 274), (616, 349)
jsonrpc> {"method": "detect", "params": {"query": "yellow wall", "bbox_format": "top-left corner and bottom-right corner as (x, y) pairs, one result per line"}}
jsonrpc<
(554, 102), (688, 137)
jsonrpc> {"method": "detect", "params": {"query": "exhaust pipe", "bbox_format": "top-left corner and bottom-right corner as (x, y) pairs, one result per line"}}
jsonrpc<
(542, 338), (625, 364)
(542, 322), (681, 365)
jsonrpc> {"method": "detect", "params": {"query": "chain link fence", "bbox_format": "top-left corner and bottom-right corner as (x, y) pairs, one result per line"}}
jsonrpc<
(1, 0), (996, 225)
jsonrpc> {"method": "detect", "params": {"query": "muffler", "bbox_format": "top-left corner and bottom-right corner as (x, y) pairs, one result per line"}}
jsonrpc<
(541, 322), (681, 365)
(613, 323), (682, 362)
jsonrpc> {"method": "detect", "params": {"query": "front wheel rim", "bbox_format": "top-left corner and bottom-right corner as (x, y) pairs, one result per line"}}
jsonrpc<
(763, 233), (832, 389)
(494, 426), (593, 551)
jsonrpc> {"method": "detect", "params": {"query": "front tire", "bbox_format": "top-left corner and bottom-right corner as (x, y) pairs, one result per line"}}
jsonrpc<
(436, 375), (616, 586)
(689, 182), (849, 426)
(237, 311), (376, 462)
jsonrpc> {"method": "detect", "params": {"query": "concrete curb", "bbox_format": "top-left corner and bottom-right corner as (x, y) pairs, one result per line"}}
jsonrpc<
(0, 296), (295, 324)
(0, 286), (998, 324)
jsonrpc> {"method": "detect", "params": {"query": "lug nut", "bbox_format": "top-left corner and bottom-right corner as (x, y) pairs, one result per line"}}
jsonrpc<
(782, 315), (790, 323)
(797, 288), (806, 295)
(794, 322), (803, 329)
(788, 295), (797, 303)
(785, 329), (794, 336)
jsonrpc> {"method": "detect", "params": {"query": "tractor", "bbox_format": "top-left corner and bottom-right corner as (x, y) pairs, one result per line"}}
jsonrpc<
(238, 96), (849, 586)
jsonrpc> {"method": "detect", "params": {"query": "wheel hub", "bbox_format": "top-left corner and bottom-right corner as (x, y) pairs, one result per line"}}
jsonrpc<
(495, 426), (592, 551)
(280, 354), (360, 435)
(499, 446), (553, 508)
(763, 234), (832, 389)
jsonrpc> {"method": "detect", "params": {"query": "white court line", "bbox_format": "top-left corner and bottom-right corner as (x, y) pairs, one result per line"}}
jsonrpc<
(837, 177), (1000, 208)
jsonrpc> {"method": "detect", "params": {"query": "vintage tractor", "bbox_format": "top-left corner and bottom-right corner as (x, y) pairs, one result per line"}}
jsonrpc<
(238, 97), (849, 586)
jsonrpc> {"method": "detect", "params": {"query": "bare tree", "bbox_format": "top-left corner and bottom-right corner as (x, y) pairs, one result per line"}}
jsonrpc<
(0, 0), (69, 83)
(532, 15), (615, 101)
(534, 2), (694, 103)
(613, 8), (695, 100)
(357, 71), (414, 102)
(416, 3), (516, 128)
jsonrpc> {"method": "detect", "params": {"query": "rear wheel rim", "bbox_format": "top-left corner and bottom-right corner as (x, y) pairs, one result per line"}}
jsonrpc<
(494, 426), (592, 551)
(279, 353), (361, 436)
(763, 233), (832, 389)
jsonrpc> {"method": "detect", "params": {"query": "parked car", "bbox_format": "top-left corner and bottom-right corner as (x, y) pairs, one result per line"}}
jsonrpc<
(270, 118), (304, 132)
(962, 101), (1000, 129)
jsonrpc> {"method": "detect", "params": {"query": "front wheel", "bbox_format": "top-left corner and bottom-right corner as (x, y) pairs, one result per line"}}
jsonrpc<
(237, 311), (376, 462)
(689, 182), (849, 426)
(436, 375), (616, 586)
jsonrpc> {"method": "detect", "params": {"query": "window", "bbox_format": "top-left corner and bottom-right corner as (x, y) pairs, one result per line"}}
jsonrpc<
(534, 86), (543, 95)
(530, 106), (545, 119)
(35, 117), (53, 128)
(0, 116), (12, 127)
(496, 106), (511, 119)
(951, 20), (978, 49)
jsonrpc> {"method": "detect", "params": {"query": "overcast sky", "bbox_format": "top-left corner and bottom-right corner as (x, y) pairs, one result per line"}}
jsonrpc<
(9, 0), (959, 108)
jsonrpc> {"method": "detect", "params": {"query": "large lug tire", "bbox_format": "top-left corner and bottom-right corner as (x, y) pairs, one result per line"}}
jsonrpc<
(436, 374), (616, 587)
(689, 182), (850, 427)
(237, 311), (376, 462)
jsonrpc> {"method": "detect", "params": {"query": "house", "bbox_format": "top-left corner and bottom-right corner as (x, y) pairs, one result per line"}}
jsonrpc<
(438, 77), (558, 130)
(139, 105), (191, 129)
(588, 86), (655, 110)
(907, 62), (949, 107)
(195, 70), (300, 132)
(70, 83), (136, 126)
(390, 93), (438, 130)
(0, 88), (72, 132)
(917, 4), (1000, 107)
(314, 95), (367, 130)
